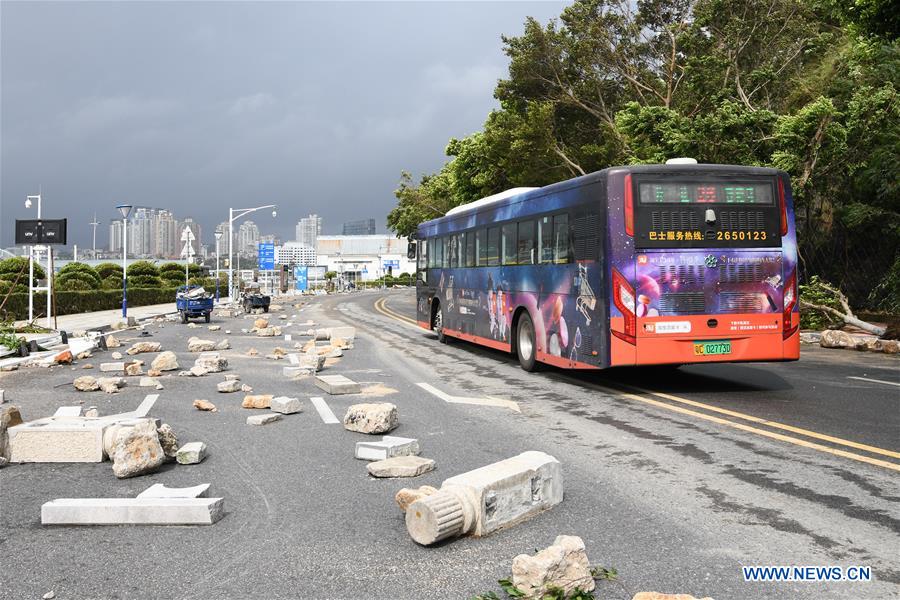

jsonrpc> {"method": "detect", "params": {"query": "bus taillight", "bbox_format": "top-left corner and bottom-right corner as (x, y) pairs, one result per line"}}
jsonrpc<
(624, 174), (634, 237)
(783, 271), (798, 339)
(778, 177), (789, 236)
(612, 268), (636, 344)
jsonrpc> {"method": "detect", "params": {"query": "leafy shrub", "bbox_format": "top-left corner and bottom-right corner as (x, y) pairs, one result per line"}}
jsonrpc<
(101, 275), (123, 290)
(0, 256), (45, 281)
(127, 260), (160, 277)
(57, 263), (102, 291)
(0, 287), (181, 320)
(129, 274), (163, 288)
(57, 278), (94, 292)
(799, 276), (844, 330)
(95, 262), (123, 279)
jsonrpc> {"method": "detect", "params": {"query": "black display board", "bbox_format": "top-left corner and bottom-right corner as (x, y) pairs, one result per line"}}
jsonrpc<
(15, 219), (68, 245)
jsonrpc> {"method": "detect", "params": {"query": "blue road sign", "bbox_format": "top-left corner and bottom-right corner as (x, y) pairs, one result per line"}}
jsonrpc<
(294, 266), (308, 291)
(257, 242), (275, 271)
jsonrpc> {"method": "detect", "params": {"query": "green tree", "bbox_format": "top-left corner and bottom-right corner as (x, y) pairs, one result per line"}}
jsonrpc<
(56, 263), (101, 291)
(0, 256), (45, 282)
(95, 262), (123, 280)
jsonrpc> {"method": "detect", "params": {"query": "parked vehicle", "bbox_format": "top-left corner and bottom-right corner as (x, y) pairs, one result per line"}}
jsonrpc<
(241, 283), (271, 314)
(176, 285), (214, 323)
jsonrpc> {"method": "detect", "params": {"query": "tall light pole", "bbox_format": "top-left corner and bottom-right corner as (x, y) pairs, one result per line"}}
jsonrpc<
(228, 204), (277, 301)
(25, 190), (45, 323)
(89, 213), (100, 257)
(116, 204), (133, 318)
(214, 230), (223, 302)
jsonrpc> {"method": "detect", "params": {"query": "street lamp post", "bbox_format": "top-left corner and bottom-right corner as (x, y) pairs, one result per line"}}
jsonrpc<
(227, 205), (277, 302)
(214, 230), (223, 302)
(116, 205), (133, 318)
(24, 191), (45, 324)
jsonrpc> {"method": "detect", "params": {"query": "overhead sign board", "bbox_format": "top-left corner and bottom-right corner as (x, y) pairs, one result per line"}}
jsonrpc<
(294, 266), (308, 291)
(257, 242), (275, 271)
(15, 219), (68, 245)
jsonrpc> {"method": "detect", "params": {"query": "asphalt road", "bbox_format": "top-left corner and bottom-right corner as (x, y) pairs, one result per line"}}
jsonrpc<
(1, 290), (897, 600)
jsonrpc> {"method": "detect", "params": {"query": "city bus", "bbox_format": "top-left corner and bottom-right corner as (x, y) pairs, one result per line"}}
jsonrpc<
(410, 159), (799, 371)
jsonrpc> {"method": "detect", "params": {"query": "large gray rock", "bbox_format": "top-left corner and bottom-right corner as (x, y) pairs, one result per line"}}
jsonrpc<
(270, 396), (302, 415)
(73, 376), (99, 392)
(1, 405), (24, 461)
(342, 403), (399, 434)
(255, 327), (282, 337)
(194, 356), (228, 373)
(247, 413), (281, 426)
(156, 424), (178, 462)
(511, 535), (595, 599)
(126, 341), (162, 355)
(104, 335), (122, 348)
(217, 379), (243, 393)
(820, 329), (860, 349)
(151, 351), (179, 372)
(187, 338), (217, 352)
(367, 456), (434, 478)
(111, 420), (165, 478)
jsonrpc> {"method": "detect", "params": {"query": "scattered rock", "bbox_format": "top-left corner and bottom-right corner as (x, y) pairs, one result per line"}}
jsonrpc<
(54, 350), (74, 365)
(98, 377), (125, 394)
(111, 420), (165, 478)
(367, 456), (435, 478)
(217, 379), (242, 393)
(208, 325), (221, 331)
(151, 351), (179, 371)
(247, 413), (281, 426)
(188, 338), (217, 352)
(1, 405), (24, 460)
(84, 407), (99, 418)
(214, 339), (231, 350)
(820, 329), (860, 349)
(74, 376), (100, 392)
(270, 396), (302, 414)
(246, 348), (259, 357)
(242, 394), (273, 409)
(331, 337), (351, 349)
(156, 424), (179, 462)
(139, 377), (159, 387)
(194, 355), (228, 372)
(126, 341), (162, 355)
(76, 350), (92, 360)
(43, 591), (55, 600)
(193, 399), (217, 412)
(147, 368), (162, 377)
(256, 327), (281, 337)
(189, 366), (209, 377)
(394, 485), (438, 513)
(253, 318), (269, 329)
(82, 364), (94, 369)
(342, 403), (399, 434)
(176, 441), (207, 465)
(241, 384), (253, 393)
(298, 353), (325, 371)
(511, 535), (595, 599)
(225, 373), (240, 381)
(100, 362), (125, 372)
(881, 339), (899, 354)
(125, 362), (144, 376)
(111, 352), (123, 360)
(105, 335), (121, 348)
(271, 347), (287, 358)
(631, 594), (713, 600)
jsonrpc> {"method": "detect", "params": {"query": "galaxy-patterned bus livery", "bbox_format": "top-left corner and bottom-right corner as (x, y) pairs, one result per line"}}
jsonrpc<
(413, 163), (800, 370)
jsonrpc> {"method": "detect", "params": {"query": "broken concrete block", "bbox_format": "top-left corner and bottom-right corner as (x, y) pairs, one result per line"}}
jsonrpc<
(299, 353), (325, 371)
(194, 355), (227, 373)
(511, 535), (595, 599)
(405, 451), (563, 546)
(139, 377), (159, 387)
(241, 384), (253, 393)
(157, 424), (178, 462)
(208, 325), (221, 331)
(1, 405), (24, 460)
(342, 403), (398, 434)
(111, 419), (165, 478)
(316, 374), (362, 396)
(189, 366), (209, 377)
(367, 456), (435, 478)
(282, 366), (314, 379)
(242, 394), (273, 409)
(314, 329), (330, 341)
(326, 347), (343, 358)
(631, 594), (714, 600)
(126, 341), (161, 355)
(41, 497), (225, 525)
(100, 362), (125, 372)
(256, 327), (281, 337)
(176, 441), (207, 465)
(137, 483), (210, 499)
(111, 351), (124, 360)
(193, 399), (217, 412)
(217, 379), (242, 393)
(73, 376), (100, 391)
(9, 417), (105, 463)
(125, 362), (144, 376)
(225, 374), (240, 381)
(356, 436), (419, 461)
(395, 485), (438, 513)
(53, 406), (83, 418)
(105, 335), (122, 348)
(188, 338), (216, 352)
(150, 351), (179, 371)
(98, 377), (125, 394)
(214, 339), (230, 350)
(270, 396), (302, 414)
(247, 413), (281, 426)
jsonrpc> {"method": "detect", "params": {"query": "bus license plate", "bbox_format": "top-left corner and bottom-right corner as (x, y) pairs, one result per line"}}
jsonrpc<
(694, 340), (732, 356)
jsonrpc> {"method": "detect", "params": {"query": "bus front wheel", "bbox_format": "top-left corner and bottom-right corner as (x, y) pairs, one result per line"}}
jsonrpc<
(433, 304), (448, 344)
(516, 312), (538, 372)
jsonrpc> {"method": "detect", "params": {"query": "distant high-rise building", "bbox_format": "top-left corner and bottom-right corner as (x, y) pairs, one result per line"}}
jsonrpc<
(109, 219), (124, 253)
(238, 220), (261, 258)
(296, 214), (322, 247)
(275, 242), (317, 266)
(342, 218), (376, 235)
(155, 210), (178, 258)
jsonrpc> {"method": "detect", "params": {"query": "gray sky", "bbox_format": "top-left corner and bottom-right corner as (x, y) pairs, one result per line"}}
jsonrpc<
(1, 1), (566, 249)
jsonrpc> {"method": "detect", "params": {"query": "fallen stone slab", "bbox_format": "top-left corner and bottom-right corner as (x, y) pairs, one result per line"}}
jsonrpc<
(41, 497), (225, 525)
(139, 377), (159, 388)
(367, 456), (435, 478)
(247, 413), (281, 426)
(405, 451), (562, 546)
(342, 403), (398, 434)
(73, 376), (100, 392)
(10, 416), (106, 463)
(270, 396), (302, 414)
(356, 436), (419, 461)
(242, 394), (273, 409)
(188, 338), (217, 352)
(126, 341), (162, 355)
(193, 399), (217, 412)
(512, 535), (594, 599)
(395, 485), (438, 513)
(282, 366), (314, 379)
(316, 374), (362, 396)
(53, 406), (82, 418)
(137, 483), (210, 499)
(176, 441), (207, 465)
(100, 362), (125, 372)
(151, 351), (179, 371)
(217, 379), (242, 393)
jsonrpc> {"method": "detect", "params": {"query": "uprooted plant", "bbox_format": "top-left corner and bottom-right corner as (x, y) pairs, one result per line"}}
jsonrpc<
(799, 276), (886, 337)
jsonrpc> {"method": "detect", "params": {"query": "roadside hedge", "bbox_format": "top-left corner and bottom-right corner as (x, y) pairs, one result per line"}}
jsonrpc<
(0, 287), (180, 321)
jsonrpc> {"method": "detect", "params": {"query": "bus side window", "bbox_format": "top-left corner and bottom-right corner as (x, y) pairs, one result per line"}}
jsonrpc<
(476, 229), (486, 266)
(418, 239), (427, 271)
(450, 234), (460, 268)
(442, 236), (451, 268)
(502, 223), (517, 265)
(554, 214), (570, 264)
(465, 231), (476, 267)
(538, 216), (553, 264)
(487, 227), (500, 266)
(518, 220), (535, 265)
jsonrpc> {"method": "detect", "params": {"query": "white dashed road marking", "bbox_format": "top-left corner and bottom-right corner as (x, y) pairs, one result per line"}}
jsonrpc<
(416, 382), (520, 412)
(847, 376), (900, 388)
(310, 396), (340, 424)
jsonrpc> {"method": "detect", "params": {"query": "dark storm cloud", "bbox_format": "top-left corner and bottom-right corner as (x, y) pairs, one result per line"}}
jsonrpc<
(0, 1), (566, 248)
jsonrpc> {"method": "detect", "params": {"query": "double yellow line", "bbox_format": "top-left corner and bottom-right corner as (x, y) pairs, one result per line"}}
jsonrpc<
(373, 295), (900, 472)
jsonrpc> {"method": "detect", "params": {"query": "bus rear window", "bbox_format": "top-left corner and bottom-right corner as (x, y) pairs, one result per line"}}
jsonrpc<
(639, 182), (773, 205)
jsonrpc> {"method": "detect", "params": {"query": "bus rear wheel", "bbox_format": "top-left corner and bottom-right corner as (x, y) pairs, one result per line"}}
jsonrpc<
(516, 312), (538, 372)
